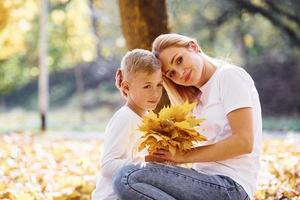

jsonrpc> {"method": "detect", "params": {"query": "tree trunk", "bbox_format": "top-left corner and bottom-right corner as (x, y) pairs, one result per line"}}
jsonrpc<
(88, 0), (102, 59)
(74, 66), (85, 122)
(118, 0), (170, 111)
(119, 0), (169, 50)
(38, 0), (49, 131)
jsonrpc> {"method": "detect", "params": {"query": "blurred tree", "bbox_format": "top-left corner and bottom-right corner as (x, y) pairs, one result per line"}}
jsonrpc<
(38, 0), (49, 131)
(88, 0), (103, 60)
(118, 0), (170, 112)
(167, 0), (300, 115)
(0, 0), (33, 60)
(227, 0), (300, 48)
(0, 0), (38, 97)
(1, 0), (299, 117)
(0, 2), (10, 31)
(118, 0), (169, 50)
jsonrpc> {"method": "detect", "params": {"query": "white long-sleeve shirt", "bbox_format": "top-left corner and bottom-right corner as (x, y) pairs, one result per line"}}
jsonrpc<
(92, 106), (143, 200)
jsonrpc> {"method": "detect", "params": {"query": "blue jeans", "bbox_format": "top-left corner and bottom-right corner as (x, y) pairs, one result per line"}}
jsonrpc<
(113, 163), (250, 200)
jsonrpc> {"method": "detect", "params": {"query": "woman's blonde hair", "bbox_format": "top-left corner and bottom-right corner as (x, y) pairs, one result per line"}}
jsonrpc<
(152, 33), (204, 105)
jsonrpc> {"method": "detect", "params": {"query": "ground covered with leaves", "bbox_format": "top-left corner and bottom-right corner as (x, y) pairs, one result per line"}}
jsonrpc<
(0, 132), (299, 200)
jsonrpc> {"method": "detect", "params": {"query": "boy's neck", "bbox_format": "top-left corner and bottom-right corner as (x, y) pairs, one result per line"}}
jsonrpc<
(126, 102), (146, 118)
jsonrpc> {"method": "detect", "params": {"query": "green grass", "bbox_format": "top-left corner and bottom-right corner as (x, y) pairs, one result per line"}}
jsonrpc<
(1, 108), (300, 134)
(263, 116), (300, 132)
(0, 88), (125, 134)
(0, 106), (118, 134)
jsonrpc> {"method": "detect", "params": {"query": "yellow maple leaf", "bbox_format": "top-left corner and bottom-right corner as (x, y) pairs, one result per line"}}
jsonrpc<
(138, 102), (206, 157)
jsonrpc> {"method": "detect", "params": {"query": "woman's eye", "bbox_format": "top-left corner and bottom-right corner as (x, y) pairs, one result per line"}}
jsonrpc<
(176, 57), (182, 65)
(143, 85), (151, 89)
(157, 83), (163, 87)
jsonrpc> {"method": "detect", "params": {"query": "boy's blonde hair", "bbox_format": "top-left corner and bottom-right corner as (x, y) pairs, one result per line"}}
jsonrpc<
(121, 49), (161, 81)
(152, 33), (219, 105)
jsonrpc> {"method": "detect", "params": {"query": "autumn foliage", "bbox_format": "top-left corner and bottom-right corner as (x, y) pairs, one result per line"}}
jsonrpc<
(0, 132), (299, 199)
(138, 102), (206, 156)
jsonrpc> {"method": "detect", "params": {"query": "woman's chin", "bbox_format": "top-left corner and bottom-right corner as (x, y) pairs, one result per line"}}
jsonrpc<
(182, 82), (194, 87)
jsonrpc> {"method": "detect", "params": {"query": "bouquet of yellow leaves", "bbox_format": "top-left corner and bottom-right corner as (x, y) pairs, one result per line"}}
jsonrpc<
(138, 102), (206, 157)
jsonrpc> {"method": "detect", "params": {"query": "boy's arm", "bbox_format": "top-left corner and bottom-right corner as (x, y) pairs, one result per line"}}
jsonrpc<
(100, 117), (138, 178)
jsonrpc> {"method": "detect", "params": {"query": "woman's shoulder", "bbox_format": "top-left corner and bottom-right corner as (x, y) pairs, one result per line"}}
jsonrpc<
(216, 63), (254, 89)
(218, 63), (252, 80)
(218, 63), (245, 73)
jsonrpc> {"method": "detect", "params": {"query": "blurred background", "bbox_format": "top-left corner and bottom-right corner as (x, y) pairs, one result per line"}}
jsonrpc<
(0, 0), (299, 134)
(2, 1), (300, 199)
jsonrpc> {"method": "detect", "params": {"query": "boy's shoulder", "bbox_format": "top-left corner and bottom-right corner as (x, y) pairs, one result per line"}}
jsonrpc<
(107, 106), (140, 126)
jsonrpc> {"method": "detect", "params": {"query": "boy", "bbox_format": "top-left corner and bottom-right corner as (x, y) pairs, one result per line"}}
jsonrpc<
(91, 49), (163, 200)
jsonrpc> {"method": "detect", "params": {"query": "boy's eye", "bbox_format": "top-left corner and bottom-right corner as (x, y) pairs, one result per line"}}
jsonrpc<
(157, 83), (163, 87)
(143, 85), (151, 89)
(176, 56), (182, 65)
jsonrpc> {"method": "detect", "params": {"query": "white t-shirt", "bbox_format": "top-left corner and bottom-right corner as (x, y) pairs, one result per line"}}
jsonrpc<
(92, 106), (143, 200)
(192, 63), (262, 199)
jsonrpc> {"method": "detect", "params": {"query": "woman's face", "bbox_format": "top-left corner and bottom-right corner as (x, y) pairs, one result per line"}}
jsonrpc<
(158, 44), (205, 87)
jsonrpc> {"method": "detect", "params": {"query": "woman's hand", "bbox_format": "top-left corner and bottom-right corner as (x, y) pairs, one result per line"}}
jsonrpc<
(145, 155), (167, 163)
(147, 149), (189, 164)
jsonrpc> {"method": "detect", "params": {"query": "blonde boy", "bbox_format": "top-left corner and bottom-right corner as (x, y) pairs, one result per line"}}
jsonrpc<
(91, 49), (163, 200)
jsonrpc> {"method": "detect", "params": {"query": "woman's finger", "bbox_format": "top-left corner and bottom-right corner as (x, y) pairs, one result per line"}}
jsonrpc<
(154, 149), (170, 154)
(145, 155), (166, 163)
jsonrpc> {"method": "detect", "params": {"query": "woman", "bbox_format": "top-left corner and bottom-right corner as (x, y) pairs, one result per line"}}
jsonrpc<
(113, 33), (262, 200)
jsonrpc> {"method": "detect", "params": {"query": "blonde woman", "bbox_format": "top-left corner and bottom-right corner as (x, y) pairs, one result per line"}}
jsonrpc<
(113, 34), (262, 200)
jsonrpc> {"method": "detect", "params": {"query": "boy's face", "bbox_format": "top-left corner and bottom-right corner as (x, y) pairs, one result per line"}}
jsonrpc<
(125, 70), (163, 112)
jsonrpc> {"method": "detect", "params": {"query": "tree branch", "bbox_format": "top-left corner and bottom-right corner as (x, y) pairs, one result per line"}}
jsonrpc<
(265, 0), (300, 25)
(228, 0), (300, 47)
(50, 0), (72, 10)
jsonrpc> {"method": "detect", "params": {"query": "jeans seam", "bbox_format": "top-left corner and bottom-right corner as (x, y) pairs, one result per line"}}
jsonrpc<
(243, 195), (249, 200)
(218, 175), (244, 192)
(124, 168), (156, 200)
(148, 166), (227, 189)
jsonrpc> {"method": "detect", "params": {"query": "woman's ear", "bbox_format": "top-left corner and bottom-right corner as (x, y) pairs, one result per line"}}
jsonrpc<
(188, 41), (202, 53)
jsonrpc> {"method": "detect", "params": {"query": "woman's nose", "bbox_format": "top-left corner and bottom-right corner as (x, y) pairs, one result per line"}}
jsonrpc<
(179, 68), (186, 79)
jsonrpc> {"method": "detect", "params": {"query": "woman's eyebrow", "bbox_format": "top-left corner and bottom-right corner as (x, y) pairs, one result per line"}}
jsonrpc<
(170, 53), (177, 65)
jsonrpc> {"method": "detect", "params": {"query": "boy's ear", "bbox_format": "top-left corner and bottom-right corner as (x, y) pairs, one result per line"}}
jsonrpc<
(121, 81), (129, 97)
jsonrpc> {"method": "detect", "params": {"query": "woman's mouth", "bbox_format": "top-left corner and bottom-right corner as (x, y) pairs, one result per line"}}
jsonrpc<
(148, 100), (158, 104)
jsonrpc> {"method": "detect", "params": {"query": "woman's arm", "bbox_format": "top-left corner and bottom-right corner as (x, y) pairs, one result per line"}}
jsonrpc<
(151, 107), (254, 164)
